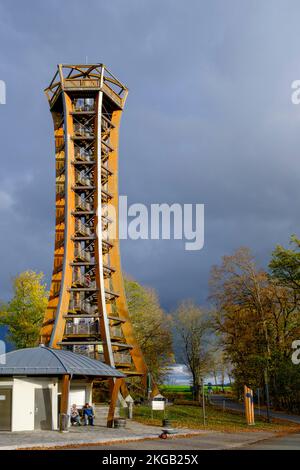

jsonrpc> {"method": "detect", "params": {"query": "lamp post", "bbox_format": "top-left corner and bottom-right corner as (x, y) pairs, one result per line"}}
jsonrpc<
(202, 379), (206, 426)
(264, 368), (271, 423)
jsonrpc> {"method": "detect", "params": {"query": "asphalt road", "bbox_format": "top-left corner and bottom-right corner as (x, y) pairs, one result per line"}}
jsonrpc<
(69, 433), (274, 450)
(71, 432), (300, 450)
(210, 394), (300, 424)
(242, 433), (300, 450)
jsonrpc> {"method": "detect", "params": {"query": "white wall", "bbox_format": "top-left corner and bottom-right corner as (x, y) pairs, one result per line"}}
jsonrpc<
(69, 387), (86, 408)
(0, 377), (59, 432)
(59, 379), (93, 413)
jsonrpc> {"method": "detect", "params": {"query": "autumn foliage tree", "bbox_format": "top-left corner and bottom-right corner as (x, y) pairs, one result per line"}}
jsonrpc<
(209, 247), (300, 406)
(0, 271), (48, 349)
(173, 301), (212, 401)
(269, 235), (300, 292)
(125, 276), (173, 384)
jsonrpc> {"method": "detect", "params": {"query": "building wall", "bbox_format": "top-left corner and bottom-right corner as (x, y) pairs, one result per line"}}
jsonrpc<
(13, 377), (58, 431)
(0, 378), (13, 431)
(0, 376), (93, 431)
(59, 379), (93, 411)
(0, 377), (58, 432)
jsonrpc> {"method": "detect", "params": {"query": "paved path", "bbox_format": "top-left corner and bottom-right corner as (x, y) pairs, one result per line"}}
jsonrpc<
(0, 419), (277, 451)
(0, 422), (205, 450)
(211, 394), (300, 424)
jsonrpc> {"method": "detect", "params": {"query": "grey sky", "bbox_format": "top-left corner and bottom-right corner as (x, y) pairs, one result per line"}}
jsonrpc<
(0, 0), (300, 313)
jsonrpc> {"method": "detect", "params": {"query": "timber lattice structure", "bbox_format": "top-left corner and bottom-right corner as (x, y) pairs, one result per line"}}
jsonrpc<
(40, 64), (150, 392)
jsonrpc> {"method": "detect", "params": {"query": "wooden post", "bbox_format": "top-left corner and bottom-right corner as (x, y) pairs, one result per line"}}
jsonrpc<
(107, 378), (122, 428)
(60, 374), (70, 431)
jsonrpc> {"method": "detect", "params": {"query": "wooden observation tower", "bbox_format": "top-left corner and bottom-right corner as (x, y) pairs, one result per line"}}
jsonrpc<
(40, 64), (151, 397)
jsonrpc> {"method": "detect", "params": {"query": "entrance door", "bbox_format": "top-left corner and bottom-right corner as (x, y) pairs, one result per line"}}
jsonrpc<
(0, 388), (12, 431)
(34, 388), (52, 430)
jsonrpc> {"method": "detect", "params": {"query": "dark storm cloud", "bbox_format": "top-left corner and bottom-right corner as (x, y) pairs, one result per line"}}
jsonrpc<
(0, 0), (300, 309)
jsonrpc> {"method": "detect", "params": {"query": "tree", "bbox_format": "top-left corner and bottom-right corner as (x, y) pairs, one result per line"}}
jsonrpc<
(124, 276), (173, 384)
(173, 301), (212, 401)
(209, 347), (232, 390)
(0, 271), (48, 348)
(269, 234), (300, 291)
(209, 246), (300, 405)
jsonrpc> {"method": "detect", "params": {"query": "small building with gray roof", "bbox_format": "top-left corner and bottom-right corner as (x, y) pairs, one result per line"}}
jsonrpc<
(0, 345), (125, 432)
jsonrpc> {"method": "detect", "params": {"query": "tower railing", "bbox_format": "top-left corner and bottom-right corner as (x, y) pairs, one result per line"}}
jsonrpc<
(74, 244), (95, 263)
(65, 321), (99, 335)
(75, 173), (94, 187)
(113, 352), (132, 366)
(75, 195), (93, 212)
(74, 148), (95, 163)
(74, 123), (94, 138)
(72, 272), (96, 289)
(75, 219), (93, 237)
(110, 326), (123, 338)
(69, 299), (98, 315)
(72, 345), (104, 361)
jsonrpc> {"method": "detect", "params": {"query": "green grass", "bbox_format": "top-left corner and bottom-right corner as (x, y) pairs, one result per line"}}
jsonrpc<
(160, 385), (192, 392)
(160, 384), (232, 403)
(160, 384), (232, 393)
(133, 404), (300, 433)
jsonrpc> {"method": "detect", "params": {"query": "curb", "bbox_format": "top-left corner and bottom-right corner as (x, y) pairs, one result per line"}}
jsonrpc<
(0, 430), (206, 451)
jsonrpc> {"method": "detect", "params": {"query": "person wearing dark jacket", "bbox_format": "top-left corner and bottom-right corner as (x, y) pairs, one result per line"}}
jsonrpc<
(83, 402), (95, 426)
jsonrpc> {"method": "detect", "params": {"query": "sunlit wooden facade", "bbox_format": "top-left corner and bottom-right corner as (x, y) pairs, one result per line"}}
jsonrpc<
(40, 64), (149, 394)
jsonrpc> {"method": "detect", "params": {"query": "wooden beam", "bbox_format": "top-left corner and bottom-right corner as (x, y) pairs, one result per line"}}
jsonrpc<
(107, 378), (122, 428)
(60, 374), (71, 415)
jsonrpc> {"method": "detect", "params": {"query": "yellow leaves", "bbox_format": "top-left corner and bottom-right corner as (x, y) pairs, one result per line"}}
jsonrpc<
(124, 275), (173, 381)
(0, 271), (49, 348)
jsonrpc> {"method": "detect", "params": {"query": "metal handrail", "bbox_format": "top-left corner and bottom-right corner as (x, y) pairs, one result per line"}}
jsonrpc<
(69, 299), (97, 314)
(75, 219), (93, 237)
(75, 195), (92, 212)
(113, 352), (132, 365)
(75, 175), (93, 187)
(74, 149), (95, 163)
(74, 123), (94, 138)
(74, 245), (95, 263)
(65, 321), (98, 335)
(73, 272), (96, 289)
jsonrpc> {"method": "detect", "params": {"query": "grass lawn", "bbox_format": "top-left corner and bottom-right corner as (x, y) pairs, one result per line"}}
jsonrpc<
(160, 384), (232, 395)
(160, 385), (192, 393)
(133, 404), (300, 433)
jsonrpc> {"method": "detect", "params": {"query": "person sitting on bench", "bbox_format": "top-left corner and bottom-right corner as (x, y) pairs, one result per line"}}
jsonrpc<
(83, 402), (95, 426)
(70, 404), (81, 426)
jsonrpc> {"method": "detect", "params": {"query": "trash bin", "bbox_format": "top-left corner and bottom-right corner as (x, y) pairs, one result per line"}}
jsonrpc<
(113, 418), (126, 428)
(59, 413), (69, 432)
(162, 419), (172, 428)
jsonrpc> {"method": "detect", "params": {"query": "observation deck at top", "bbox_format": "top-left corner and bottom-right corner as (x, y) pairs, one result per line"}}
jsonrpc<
(45, 64), (128, 110)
